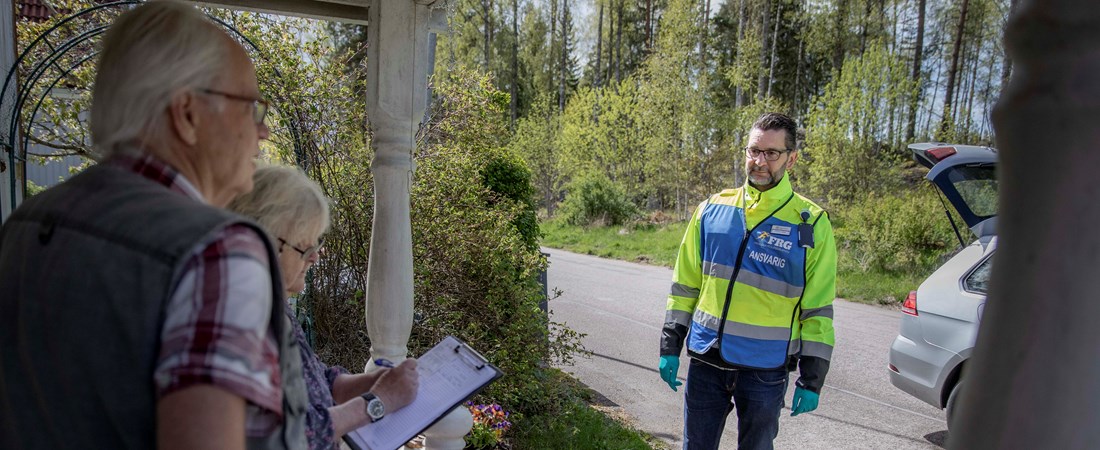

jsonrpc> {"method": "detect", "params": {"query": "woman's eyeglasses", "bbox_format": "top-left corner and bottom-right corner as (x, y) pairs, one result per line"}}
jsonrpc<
(278, 237), (323, 260)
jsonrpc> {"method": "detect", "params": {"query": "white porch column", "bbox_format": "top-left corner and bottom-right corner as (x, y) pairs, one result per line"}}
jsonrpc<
(363, 0), (471, 448)
(950, 0), (1100, 447)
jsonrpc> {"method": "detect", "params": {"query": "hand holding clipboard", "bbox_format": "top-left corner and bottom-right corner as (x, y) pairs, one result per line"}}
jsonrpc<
(344, 336), (504, 450)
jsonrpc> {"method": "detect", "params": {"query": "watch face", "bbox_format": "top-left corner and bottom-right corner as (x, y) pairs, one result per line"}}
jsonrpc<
(367, 398), (385, 419)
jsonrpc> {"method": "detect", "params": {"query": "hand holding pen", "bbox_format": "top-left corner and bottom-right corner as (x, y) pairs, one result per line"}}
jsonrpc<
(368, 358), (419, 412)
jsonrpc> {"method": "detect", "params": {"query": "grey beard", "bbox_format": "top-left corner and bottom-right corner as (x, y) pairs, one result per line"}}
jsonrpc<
(747, 170), (773, 187)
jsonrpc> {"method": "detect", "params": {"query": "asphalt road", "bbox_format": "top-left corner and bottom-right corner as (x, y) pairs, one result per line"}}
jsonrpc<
(545, 248), (949, 450)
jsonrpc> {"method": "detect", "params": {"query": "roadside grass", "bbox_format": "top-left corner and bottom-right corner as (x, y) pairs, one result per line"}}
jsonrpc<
(508, 369), (665, 450)
(540, 219), (937, 306)
(836, 259), (932, 305)
(539, 220), (687, 267)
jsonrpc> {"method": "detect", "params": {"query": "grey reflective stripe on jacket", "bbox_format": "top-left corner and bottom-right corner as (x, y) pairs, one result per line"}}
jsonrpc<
(670, 283), (700, 299)
(736, 270), (804, 298)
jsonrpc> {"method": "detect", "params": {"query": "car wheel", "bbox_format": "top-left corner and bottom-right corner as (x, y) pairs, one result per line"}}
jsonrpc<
(946, 379), (964, 428)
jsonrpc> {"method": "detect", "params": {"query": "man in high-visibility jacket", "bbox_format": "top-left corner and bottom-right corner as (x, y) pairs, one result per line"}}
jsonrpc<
(658, 112), (837, 450)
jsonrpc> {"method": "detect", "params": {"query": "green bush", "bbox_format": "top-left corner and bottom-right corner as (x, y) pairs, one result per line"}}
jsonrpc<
(482, 150), (541, 252)
(558, 173), (638, 226)
(834, 185), (961, 273)
(407, 69), (584, 416)
(265, 44), (584, 419)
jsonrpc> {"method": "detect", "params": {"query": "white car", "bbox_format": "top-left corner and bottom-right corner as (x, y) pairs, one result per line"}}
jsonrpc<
(887, 143), (997, 426)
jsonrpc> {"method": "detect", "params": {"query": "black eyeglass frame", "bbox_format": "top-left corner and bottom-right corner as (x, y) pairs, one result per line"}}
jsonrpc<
(745, 147), (792, 162)
(278, 237), (323, 260)
(198, 88), (270, 125)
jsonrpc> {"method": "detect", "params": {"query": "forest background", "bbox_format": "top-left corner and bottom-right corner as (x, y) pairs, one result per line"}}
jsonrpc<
(427, 0), (1010, 298)
(11, 0), (1012, 446)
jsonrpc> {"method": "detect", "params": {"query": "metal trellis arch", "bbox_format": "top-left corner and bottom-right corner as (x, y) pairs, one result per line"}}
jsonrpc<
(0, 0), (317, 343)
(1, 0), (308, 215)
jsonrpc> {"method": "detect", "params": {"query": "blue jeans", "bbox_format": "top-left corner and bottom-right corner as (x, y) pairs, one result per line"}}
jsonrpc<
(683, 359), (789, 450)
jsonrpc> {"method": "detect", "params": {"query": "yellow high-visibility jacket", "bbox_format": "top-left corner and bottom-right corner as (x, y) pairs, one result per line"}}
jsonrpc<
(660, 174), (837, 392)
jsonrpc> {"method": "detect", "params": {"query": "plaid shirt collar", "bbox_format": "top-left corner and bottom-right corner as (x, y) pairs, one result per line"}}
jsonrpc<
(107, 152), (206, 203)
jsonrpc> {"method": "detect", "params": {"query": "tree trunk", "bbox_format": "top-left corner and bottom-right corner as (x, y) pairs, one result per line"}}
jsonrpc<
(735, 0), (746, 107)
(766, 3), (780, 99)
(954, 28), (977, 127)
(907, 0), (927, 140)
(483, 0), (493, 71)
(701, 0), (711, 69)
(888, 84), (897, 148)
(833, 0), (848, 72)
(560, 0), (568, 112)
(860, 0), (871, 54)
(607, 0), (615, 89)
(981, 35), (996, 140)
(510, 0), (518, 129)
(615, 0), (623, 85)
(939, 0), (970, 138)
(646, 0), (653, 52)
(963, 45), (979, 136)
(880, 0), (888, 48)
(549, 0), (557, 101)
(890, 0), (898, 53)
(951, 0), (1100, 446)
(794, 35), (803, 117)
(924, 63), (942, 133)
(757, 0), (771, 101)
(1000, 0), (1019, 88)
(544, 178), (555, 218)
(596, 3), (604, 89)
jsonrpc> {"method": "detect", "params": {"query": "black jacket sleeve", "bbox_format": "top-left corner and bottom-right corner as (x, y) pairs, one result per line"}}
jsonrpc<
(795, 356), (830, 393)
(661, 322), (689, 356)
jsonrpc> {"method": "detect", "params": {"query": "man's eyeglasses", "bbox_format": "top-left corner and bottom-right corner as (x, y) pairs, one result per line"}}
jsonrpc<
(745, 147), (790, 162)
(198, 88), (270, 125)
(278, 237), (323, 260)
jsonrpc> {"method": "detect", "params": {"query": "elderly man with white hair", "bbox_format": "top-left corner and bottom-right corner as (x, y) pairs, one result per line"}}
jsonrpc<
(0, 2), (370, 449)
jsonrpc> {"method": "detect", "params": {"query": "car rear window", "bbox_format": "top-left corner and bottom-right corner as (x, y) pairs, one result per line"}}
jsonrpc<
(950, 165), (997, 218)
(965, 255), (994, 294)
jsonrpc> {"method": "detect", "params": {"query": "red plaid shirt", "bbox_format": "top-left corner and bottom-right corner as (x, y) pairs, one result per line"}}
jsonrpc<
(110, 154), (283, 436)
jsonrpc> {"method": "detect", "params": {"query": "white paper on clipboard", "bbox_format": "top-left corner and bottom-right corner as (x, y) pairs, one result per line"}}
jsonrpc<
(343, 335), (503, 450)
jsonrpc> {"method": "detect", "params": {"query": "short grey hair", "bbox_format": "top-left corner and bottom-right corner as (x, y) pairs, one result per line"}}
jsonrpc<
(227, 165), (331, 246)
(752, 112), (799, 152)
(90, 1), (230, 157)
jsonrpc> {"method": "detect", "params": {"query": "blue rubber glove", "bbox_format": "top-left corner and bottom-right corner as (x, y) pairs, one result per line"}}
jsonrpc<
(790, 387), (819, 416)
(659, 356), (683, 391)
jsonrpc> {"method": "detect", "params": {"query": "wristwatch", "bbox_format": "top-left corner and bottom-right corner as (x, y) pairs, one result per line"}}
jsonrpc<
(361, 392), (385, 422)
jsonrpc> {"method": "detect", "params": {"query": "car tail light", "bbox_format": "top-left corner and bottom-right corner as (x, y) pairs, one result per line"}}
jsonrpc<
(902, 291), (918, 316)
(925, 146), (957, 161)
(888, 363), (899, 373)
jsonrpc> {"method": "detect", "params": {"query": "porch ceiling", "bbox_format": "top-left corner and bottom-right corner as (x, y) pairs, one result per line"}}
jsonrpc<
(193, 0), (372, 24)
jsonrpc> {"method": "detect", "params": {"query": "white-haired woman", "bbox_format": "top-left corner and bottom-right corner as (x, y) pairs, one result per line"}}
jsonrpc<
(228, 165), (418, 449)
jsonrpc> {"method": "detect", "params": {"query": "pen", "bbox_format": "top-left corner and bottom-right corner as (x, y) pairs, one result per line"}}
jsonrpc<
(374, 358), (394, 368)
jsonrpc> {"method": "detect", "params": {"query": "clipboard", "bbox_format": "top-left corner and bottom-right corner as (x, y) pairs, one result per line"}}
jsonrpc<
(343, 336), (504, 450)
